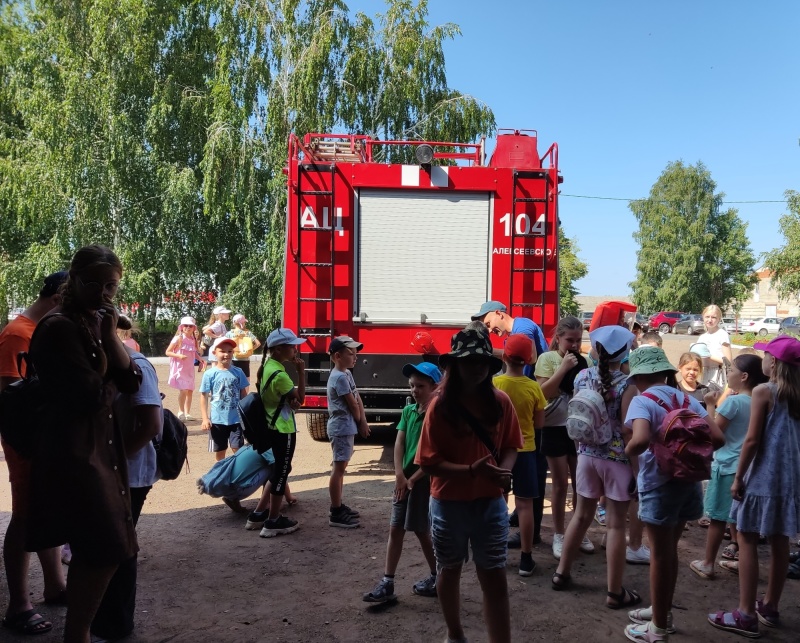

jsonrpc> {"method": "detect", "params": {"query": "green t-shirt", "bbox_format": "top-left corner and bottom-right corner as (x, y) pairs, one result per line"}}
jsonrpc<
(259, 358), (296, 434)
(398, 403), (426, 476)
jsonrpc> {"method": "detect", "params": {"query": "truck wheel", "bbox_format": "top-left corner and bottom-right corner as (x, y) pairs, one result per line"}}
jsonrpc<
(307, 413), (329, 441)
(659, 323), (670, 334)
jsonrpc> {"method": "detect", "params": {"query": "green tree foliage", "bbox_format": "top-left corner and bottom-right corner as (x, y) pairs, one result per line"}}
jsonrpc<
(0, 0), (496, 341)
(629, 161), (757, 314)
(762, 190), (800, 303)
(558, 230), (588, 316)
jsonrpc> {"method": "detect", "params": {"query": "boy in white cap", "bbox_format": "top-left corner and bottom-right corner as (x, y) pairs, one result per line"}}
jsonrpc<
(244, 328), (306, 538)
(327, 336), (370, 528)
(200, 337), (250, 461)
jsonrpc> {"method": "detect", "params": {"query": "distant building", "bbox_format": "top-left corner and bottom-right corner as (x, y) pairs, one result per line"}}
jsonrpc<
(734, 268), (799, 319)
(576, 295), (633, 314)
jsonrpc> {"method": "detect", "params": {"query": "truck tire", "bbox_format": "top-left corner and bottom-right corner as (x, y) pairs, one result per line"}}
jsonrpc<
(307, 412), (329, 441)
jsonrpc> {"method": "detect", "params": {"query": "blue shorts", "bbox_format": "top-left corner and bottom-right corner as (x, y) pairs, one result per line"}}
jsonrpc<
(208, 424), (244, 453)
(511, 451), (539, 499)
(638, 480), (704, 527)
(429, 496), (508, 570)
(329, 434), (355, 462)
(704, 468), (735, 523)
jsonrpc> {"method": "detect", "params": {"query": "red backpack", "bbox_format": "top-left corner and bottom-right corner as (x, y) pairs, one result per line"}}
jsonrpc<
(642, 392), (714, 482)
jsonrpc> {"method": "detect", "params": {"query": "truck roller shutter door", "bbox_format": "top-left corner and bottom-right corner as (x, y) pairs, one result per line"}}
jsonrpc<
(357, 189), (490, 324)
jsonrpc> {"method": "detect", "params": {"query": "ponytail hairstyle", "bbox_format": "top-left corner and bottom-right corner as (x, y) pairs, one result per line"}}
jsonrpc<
(548, 315), (583, 351)
(255, 340), (271, 387)
(771, 357), (800, 420)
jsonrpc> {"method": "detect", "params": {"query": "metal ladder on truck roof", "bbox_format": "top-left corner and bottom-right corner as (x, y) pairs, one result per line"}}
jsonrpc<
(509, 169), (552, 325)
(295, 162), (337, 345)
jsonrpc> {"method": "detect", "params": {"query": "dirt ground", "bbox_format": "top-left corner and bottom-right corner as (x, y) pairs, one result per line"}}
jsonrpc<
(1, 335), (799, 642)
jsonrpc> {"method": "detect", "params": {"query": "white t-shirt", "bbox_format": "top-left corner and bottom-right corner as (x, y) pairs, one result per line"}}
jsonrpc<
(697, 329), (730, 387)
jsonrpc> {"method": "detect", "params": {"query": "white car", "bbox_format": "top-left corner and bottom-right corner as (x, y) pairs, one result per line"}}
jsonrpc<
(744, 317), (781, 336)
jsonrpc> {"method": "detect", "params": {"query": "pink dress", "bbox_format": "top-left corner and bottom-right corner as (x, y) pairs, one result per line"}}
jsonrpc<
(168, 334), (197, 390)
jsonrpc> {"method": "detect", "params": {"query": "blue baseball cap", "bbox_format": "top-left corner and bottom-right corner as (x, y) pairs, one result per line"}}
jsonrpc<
(266, 328), (307, 348)
(402, 362), (442, 384)
(470, 300), (507, 321)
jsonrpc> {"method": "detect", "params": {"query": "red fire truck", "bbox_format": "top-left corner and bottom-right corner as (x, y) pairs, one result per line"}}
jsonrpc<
(283, 129), (562, 439)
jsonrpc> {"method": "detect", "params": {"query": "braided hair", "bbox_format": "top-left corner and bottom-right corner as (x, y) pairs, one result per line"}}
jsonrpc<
(596, 342), (614, 402)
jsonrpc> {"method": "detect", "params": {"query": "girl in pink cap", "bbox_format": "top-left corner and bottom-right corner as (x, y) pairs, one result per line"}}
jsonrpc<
(166, 316), (205, 420)
(708, 335), (800, 637)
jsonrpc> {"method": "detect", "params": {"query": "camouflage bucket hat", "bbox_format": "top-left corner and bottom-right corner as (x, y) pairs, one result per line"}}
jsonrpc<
(438, 327), (503, 374)
(626, 346), (678, 380)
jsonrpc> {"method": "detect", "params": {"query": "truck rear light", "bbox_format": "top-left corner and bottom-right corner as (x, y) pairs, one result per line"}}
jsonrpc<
(303, 396), (328, 409)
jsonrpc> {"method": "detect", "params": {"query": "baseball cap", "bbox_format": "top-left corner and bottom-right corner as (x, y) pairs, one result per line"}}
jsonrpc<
(211, 337), (237, 352)
(503, 334), (533, 364)
(266, 328), (307, 348)
(212, 306), (231, 315)
(232, 314), (247, 325)
(39, 271), (68, 298)
(754, 335), (800, 366)
(402, 362), (442, 384)
(329, 336), (363, 354)
(179, 316), (196, 327)
(470, 300), (507, 321)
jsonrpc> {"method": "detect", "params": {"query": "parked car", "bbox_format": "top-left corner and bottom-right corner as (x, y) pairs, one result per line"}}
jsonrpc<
(623, 312), (650, 332)
(579, 311), (593, 331)
(779, 316), (800, 334)
(744, 317), (782, 336)
(648, 311), (685, 334)
(673, 314), (705, 335)
(721, 317), (742, 334)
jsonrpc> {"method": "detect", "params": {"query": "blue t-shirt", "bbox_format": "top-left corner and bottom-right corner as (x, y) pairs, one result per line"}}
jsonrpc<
(625, 385), (708, 493)
(124, 353), (163, 488)
(200, 365), (250, 425)
(510, 317), (549, 378)
(714, 394), (752, 475)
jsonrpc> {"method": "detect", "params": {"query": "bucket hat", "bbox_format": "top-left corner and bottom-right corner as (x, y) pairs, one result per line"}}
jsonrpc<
(439, 328), (503, 373)
(754, 335), (800, 366)
(590, 326), (635, 361)
(626, 346), (677, 380)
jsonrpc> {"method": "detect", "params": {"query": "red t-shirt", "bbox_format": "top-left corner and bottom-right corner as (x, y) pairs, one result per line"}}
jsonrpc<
(0, 314), (36, 379)
(415, 389), (523, 501)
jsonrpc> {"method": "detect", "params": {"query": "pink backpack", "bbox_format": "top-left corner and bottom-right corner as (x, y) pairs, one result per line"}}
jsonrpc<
(642, 392), (714, 482)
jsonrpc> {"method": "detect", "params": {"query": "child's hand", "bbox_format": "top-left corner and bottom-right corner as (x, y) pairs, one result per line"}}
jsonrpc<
(289, 398), (301, 410)
(293, 356), (305, 372)
(393, 475), (409, 502)
(471, 454), (512, 485)
(358, 422), (371, 438)
(558, 352), (579, 372)
(201, 419), (211, 431)
(704, 389), (720, 407)
(731, 478), (745, 500)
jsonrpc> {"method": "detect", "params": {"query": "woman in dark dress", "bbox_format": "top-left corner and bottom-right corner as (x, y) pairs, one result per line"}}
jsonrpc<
(28, 245), (141, 643)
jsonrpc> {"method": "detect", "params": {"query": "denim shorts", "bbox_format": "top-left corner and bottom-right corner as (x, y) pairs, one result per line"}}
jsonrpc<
(390, 475), (431, 533)
(429, 496), (508, 570)
(638, 479), (704, 526)
(511, 451), (539, 499)
(329, 434), (355, 462)
(704, 468), (735, 522)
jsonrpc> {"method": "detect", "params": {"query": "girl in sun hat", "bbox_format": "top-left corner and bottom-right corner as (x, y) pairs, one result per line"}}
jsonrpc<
(166, 316), (205, 420)
(708, 335), (800, 637)
(623, 347), (724, 642)
(225, 314), (261, 378)
(201, 305), (231, 357)
(553, 326), (641, 610)
(415, 327), (522, 643)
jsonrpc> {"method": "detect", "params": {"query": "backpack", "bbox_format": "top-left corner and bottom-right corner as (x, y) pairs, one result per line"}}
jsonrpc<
(155, 408), (189, 480)
(642, 391), (713, 482)
(231, 329), (254, 360)
(238, 370), (285, 454)
(566, 370), (626, 446)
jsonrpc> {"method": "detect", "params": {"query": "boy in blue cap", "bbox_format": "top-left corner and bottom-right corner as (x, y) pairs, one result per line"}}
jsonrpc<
(363, 361), (441, 604)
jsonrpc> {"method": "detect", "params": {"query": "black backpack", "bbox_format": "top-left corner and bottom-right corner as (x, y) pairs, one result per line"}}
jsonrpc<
(155, 408), (189, 480)
(238, 370), (284, 453)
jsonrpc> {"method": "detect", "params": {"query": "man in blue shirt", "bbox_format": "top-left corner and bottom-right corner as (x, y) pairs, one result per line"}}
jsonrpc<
(471, 300), (548, 359)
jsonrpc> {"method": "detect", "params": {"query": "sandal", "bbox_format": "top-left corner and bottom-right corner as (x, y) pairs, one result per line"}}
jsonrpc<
(551, 572), (572, 591)
(697, 517), (711, 528)
(2, 608), (53, 635)
(690, 559), (715, 579)
(707, 609), (760, 638)
(607, 586), (642, 610)
(722, 543), (739, 561)
(719, 559), (739, 575)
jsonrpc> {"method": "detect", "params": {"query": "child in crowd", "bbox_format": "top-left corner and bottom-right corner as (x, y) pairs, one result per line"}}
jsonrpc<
(416, 327), (522, 643)
(116, 318), (140, 352)
(363, 362), (442, 603)
(327, 336), (370, 528)
(554, 326), (641, 610)
(535, 315), (587, 559)
(624, 347), (724, 642)
(166, 316), (205, 420)
(708, 335), (800, 637)
(202, 305), (231, 357)
(493, 334), (545, 576)
(244, 328), (306, 538)
(200, 337), (250, 461)
(226, 314), (260, 378)
(697, 304), (732, 389)
(639, 331), (662, 348)
(676, 351), (709, 408)
(690, 354), (767, 580)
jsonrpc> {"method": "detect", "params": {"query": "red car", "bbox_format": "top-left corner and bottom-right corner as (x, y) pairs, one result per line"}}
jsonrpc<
(649, 311), (686, 334)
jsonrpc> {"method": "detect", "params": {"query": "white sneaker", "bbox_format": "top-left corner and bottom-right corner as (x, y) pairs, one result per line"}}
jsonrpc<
(552, 533), (564, 560)
(627, 544), (651, 565)
(177, 411), (186, 420)
(579, 535), (595, 554)
(184, 414), (196, 421)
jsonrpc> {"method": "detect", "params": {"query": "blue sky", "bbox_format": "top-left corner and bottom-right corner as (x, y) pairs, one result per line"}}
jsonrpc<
(350, 1), (800, 296)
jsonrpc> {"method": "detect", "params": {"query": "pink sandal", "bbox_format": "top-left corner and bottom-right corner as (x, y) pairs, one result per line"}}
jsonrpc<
(707, 609), (760, 638)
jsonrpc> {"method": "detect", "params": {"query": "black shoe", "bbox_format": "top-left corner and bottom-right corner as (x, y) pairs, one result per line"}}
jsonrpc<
(329, 508), (360, 529)
(507, 531), (521, 549)
(363, 578), (396, 603)
(260, 515), (299, 538)
(509, 509), (519, 528)
(519, 552), (536, 577)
